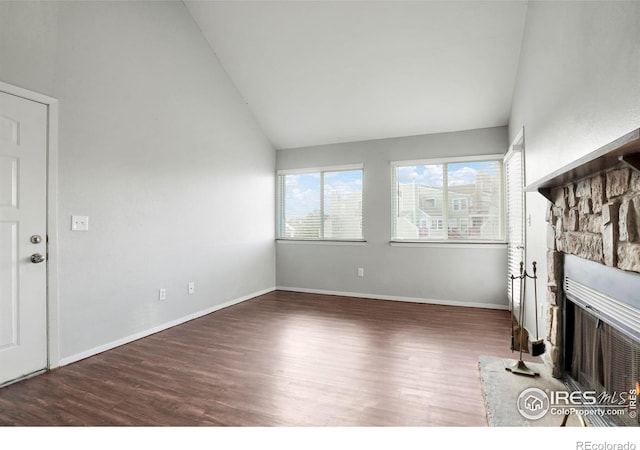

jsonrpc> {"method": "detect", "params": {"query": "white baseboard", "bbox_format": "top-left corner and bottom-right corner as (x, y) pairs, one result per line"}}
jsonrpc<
(276, 286), (508, 310)
(56, 286), (276, 368)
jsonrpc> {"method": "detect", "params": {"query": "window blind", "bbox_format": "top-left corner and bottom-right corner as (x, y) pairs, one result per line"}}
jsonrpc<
(391, 157), (504, 242)
(278, 165), (363, 240)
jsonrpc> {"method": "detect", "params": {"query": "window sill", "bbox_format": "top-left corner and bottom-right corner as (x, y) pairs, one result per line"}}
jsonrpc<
(276, 239), (367, 246)
(389, 240), (507, 249)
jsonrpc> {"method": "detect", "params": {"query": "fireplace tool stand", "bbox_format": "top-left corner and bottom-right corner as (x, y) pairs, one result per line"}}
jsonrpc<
(505, 261), (540, 377)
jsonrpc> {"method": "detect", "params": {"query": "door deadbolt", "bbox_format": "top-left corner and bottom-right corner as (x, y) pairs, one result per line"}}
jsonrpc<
(30, 235), (42, 244)
(30, 253), (46, 264)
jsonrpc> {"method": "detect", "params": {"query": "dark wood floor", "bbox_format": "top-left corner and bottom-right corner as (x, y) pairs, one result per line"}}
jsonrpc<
(0, 291), (528, 426)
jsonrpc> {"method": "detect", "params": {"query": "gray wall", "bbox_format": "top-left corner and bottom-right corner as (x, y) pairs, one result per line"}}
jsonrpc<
(277, 127), (509, 308)
(509, 1), (640, 332)
(0, 1), (276, 361)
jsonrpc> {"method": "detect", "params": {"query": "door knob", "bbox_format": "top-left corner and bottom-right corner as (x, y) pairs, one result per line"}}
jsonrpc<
(30, 253), (46, 264)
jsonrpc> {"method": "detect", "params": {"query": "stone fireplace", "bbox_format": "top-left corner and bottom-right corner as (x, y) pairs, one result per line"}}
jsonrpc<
(528, 129), (640, 425)
(544, 165), (640, 375)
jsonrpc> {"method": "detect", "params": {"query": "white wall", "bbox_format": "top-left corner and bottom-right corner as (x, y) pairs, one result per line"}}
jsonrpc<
(0, 1), (276, 362)
(277, 127), (509, 308)
(509, 1), (640, 333)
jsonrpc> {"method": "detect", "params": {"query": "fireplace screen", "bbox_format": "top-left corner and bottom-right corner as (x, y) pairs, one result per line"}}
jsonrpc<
(569, 304), (640, 426)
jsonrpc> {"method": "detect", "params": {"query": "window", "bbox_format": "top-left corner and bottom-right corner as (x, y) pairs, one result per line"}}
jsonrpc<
(472, 217), (484, 228)
(460, 218), (469, 235)
(422, 198), (436, 208)
(391, 156), (504, 242)
(452, 198), (468, 211)
(277, 165), (363, 240)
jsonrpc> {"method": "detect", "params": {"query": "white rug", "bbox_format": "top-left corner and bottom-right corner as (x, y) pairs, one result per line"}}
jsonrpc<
(478, 355), (581, 427)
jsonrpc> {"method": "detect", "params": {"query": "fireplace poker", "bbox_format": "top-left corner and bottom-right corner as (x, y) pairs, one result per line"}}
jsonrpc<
(510, 273), (515, 352)
(529, 261), (546, 357)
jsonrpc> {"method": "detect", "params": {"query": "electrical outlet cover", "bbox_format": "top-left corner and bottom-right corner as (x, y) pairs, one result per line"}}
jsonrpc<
(71, 215), (89, 231)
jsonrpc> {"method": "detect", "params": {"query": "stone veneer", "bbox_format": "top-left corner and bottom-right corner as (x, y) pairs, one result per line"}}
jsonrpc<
(545, 166), (640, 377)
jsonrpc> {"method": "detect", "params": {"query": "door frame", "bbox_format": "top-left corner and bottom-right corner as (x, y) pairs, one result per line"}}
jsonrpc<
(0, 81), (60, 371)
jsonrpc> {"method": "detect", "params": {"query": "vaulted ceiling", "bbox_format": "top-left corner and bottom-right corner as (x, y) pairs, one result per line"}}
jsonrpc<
(185, 1), (528, 149)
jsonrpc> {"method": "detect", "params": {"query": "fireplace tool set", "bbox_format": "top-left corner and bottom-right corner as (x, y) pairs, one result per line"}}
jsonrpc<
(506, 261), (545, 377)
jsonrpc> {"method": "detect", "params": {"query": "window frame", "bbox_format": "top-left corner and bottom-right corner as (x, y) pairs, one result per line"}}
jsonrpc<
(276, 164), (365, 242)
(390, 154), (505, 244)
(422, 197), (437, 209)
(452, 198), (468, 211)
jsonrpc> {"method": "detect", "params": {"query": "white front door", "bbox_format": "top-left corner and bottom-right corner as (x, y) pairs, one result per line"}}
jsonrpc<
(0, 90), (48, 386)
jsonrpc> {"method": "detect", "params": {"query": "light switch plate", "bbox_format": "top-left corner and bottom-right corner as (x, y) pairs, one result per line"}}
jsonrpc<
(71, 215), (89, 231)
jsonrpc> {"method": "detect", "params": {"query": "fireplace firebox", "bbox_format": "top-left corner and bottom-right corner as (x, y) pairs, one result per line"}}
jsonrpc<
(563, 254), (640, 426)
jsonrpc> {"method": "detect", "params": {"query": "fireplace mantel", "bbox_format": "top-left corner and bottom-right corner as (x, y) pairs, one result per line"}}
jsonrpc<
(525, 128), (640, 201)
